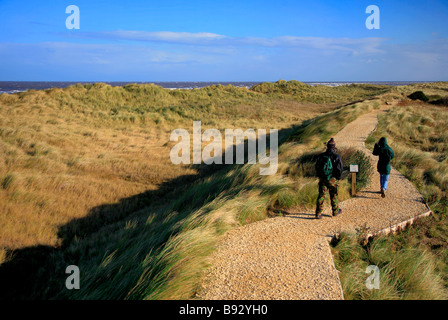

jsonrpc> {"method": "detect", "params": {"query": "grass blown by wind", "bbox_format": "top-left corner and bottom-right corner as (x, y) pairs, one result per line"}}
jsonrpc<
(2, 80), (443, 299)
(332, 85), (448, 300)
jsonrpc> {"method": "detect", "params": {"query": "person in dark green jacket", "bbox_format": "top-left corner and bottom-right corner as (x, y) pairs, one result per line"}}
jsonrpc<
(373, 137), (395, 198)
(315, 138), (343, 219)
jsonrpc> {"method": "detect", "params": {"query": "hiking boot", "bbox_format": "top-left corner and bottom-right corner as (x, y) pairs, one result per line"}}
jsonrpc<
(333, 209), (342, 217)
(315, 213), (322, 219)
(381, 188), (386, 198)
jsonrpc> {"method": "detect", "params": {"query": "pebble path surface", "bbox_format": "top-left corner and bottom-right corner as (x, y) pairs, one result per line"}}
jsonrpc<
(197, 104), (430, 300)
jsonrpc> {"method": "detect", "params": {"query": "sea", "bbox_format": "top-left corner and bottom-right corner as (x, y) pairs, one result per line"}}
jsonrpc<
(0, 81), (432, 95)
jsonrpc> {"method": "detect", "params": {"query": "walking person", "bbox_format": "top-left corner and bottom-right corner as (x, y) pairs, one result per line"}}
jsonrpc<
(373, 137), (395, 198)
(315, 138), (343, 219)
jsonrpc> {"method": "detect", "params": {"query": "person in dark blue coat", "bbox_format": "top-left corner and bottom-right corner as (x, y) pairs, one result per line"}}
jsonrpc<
(373, 137), (395, 198)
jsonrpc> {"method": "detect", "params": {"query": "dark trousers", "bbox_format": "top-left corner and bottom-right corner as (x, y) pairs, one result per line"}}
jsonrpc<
(316, 177), (339, 215)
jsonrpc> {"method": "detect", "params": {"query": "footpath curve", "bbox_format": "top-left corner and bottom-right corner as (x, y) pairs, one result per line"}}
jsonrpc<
(197, 104), (430, 300)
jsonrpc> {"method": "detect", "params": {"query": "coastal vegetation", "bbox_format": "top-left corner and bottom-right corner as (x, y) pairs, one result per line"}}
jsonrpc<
(0, 80), (447, 299)
(332, 88), (448, 300)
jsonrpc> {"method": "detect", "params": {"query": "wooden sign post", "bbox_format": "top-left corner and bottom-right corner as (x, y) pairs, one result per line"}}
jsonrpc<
(350, 164), (359, 196)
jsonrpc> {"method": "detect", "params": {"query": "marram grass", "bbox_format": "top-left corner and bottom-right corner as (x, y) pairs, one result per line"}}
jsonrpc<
(1, 82), (447, 299)
(332, 97), (448, 300)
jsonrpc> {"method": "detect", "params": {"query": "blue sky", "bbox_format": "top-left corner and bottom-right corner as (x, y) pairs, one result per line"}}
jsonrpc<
(0, 0), (447, 81)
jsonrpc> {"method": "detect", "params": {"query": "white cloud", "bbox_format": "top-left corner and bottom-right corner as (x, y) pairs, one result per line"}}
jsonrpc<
(1, 33), (447, 81)
(81, 30), (228, 45)
(71, 30), (388, 55)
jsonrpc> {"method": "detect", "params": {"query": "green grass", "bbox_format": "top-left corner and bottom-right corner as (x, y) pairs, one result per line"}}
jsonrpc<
(287, 99), (381, 147)
(2, 81), (388, 131)
(251, 80), (390, 103)
(332, 231), (448, 300)
(2, 81), (447, 300)
(0, 89), (385, 299)
(1, 173), (15, 190)
(2, 81), (345, 251)
(332, 96), (448, 300)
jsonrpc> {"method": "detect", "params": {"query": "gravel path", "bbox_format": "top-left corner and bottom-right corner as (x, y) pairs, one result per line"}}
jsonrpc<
(197, 104), (430, 300)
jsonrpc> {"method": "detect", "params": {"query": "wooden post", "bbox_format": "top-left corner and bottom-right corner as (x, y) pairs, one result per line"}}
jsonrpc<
(352, 172), (357, 196)
(350, 164), (358, 196)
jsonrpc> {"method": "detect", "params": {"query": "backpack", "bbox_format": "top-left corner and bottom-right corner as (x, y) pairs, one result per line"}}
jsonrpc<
(316, 154), (333, 181)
